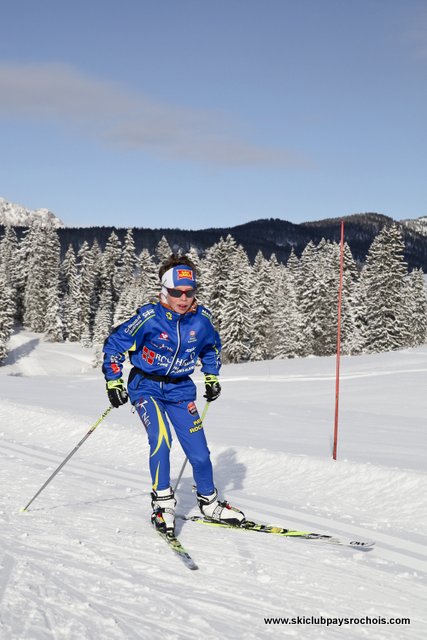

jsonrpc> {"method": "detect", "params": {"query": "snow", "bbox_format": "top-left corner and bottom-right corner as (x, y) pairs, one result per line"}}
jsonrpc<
(0, 197), (64, 228)
(1, 329), (426, 639)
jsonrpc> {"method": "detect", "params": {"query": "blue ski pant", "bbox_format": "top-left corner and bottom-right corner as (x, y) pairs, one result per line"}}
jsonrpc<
(135, 396), (215, 495)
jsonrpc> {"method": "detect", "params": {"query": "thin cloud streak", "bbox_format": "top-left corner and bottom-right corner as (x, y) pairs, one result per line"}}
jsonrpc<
(0, 62), (307, 167)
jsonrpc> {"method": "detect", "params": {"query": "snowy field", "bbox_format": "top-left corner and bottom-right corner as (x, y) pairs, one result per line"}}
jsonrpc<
(1, 328), (426, 639)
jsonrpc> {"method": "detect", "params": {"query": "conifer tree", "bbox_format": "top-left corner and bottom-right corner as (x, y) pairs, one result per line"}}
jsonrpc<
(43, 227), (64, 341)
(137, 248), (159, 304)
(273, 264), (301, 358)
(45, 283), (64, 342)
(0, 226), (20, 324)
(77, 241), (98, 346)
(61, 245), (80, 341)
(0, 270), (15, 361)
(359, 225), (410, 352)
(249, 251), (270, 360)
(22, 224), (62, 336)
(405, 268), (427, 346)
(92, 286), (114, 365)
(294, 241), (318, 356)
(155, 236), (172, 263)
(340, 243), (361, 354)
(113, 247), (159, 324)
(100, 231), (122, 310)
(23, 224), (47, 332)
(199, 236), (236, 329)
(120, 229), (137, 283)
(220, 244), (252, 363)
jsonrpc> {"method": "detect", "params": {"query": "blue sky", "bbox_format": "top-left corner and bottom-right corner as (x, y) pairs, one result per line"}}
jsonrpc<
(1, 0), (426, 229)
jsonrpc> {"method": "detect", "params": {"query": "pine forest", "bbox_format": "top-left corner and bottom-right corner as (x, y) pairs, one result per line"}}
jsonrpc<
(0, 223), (426, 364)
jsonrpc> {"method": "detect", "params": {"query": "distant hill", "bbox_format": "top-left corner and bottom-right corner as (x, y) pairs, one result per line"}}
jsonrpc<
(55, 213), (426, 270)
(1, 202), (426, 270)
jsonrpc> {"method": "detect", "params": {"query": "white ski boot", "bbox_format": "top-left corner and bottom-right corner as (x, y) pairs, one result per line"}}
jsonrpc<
(151, 487), (177, 534)
(196, 488), (245, 526)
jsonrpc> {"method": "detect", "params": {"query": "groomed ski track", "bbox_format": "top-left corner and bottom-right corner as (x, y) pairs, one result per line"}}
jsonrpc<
(1, 331), (426, 639)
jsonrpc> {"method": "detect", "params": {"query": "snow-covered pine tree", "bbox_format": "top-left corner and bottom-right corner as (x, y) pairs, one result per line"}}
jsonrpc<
(296, 239), (350, 357)
(101, 231), (122, 309)
(272, 263), (301, 358)
(249, 251), (272, 360)
(97, 231), (122, 330)
(22, 224), (47, 332)
(43, 226), (64, 342)
(314, 240), (342, 356)
(60, 244), (80, 341)
(405, 268), (427, 346)
(359, 224), (410, 352)
(120, 229), (137, 283)
(77, 241), (98, 346)
(294, 240), (318, 356)
(199, 236), (236, 329)
(0, 226), (19, 324)
(286, 248), (300, 278)
(114, 247), (160, 325)
(113, 230), (138, 325)
(14, 227), (33, 323)
(155, 236), (172, 263)
(44, 283), (64, 342)
(340, 242), (361, 354)
(187, 247), (201, 272)
(22, 223), (62, 338)
(220, 244), (252, 363)
(137, 248), (159, 303)
(0, 267), (15, 362)
(114, 249), (160, 324)
(92, 286), (114, 365)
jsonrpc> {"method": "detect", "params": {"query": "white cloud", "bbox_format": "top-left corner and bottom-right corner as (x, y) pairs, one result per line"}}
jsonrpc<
(0, 62), (306, 167)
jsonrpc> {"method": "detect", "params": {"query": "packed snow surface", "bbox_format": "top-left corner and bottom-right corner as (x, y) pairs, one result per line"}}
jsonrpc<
(1, 329), (426, 639)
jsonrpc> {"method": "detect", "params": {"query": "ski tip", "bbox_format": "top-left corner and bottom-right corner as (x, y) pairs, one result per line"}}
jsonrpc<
(349, 539), (376, 550)
(19, 507), (27, 513)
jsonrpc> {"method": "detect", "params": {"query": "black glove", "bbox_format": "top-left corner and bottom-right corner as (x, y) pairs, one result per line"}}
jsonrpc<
(106, 378), (128, 408)
(204, 374), (221, 402)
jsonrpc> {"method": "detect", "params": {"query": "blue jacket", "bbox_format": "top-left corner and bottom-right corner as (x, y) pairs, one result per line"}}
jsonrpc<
(102, 301), (221, 403)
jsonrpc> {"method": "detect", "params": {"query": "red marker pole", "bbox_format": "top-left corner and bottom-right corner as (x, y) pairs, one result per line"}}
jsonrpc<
(333, 221), (345, 460)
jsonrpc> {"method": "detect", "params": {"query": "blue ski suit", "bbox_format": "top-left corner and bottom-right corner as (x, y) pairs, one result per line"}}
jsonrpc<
(102, 301), (221, 494)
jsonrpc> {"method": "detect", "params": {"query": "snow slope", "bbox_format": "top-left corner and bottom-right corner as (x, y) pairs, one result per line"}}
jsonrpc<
(1, 329), (426, 639)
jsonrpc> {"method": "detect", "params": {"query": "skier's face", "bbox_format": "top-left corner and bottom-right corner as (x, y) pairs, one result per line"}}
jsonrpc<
(166, 286), (195, 314)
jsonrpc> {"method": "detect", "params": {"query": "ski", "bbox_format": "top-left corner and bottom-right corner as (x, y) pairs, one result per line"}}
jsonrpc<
(155, 529), (199, 570)
(179, 516), (375, 550)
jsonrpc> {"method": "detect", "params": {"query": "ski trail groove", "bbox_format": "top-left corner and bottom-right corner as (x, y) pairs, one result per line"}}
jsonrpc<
(0, 554), (15, 606)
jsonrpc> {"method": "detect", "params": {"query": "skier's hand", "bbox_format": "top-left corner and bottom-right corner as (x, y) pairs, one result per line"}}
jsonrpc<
(106, 378), (128, 408)
(204, 374), (221, 402)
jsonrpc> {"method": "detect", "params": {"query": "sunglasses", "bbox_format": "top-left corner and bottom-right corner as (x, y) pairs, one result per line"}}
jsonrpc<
(166, 288), (197, 299)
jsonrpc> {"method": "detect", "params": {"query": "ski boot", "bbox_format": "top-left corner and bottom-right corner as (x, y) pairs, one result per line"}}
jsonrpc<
(151, 487), (177, 534)
(196, 488), (245, 526)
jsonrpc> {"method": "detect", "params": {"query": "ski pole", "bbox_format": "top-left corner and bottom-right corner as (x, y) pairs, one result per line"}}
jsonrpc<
(174, 401), (210, 493)
(21, 405), (113, 512)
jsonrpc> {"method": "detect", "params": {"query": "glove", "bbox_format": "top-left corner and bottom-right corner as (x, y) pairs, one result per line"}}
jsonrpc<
(106, 378), (128, 408)
(204, 374), (221, 402)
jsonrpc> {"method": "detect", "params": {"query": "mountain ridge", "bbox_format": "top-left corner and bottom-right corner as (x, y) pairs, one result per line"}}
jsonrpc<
(0, 197), (64, 228)
(1, 196), (426, 270)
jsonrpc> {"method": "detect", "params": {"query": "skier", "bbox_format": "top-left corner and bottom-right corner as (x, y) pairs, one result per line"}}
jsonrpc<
(102, 254), (245, 534)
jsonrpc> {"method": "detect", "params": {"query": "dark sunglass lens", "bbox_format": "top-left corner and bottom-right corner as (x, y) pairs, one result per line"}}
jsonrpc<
(167, 288), (196, 298)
